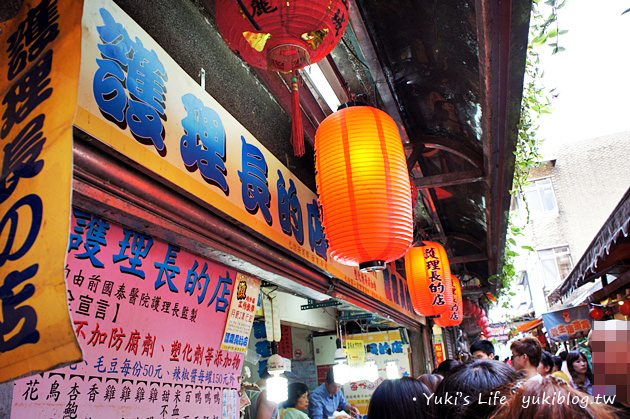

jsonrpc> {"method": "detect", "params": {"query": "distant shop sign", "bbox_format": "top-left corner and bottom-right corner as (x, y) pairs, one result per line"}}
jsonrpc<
(542, 305), (591, 342)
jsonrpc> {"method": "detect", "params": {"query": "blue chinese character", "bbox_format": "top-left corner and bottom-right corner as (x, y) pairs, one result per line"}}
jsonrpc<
(378, 342), (390, 355)
(93, 8), (168, 153)
(306, 199), (327, 259)
(207, 271), (232, 312)
(383, 268), (392, 301)
(1, 50), (52, 140)
(180, 94), (228, 194)
(400, 281), (409, 310)
(0, 264), (40, 352)
(0, 194), (42, 267)
(94, 355), (106, 373)
(366, 343), (378, 355)
(184, 260), (211, 304)
(238, 136), (272, 225)
(0, 115), (45, 204)
(6, 0), (59, 80)
(154, 245), (180, 292)
(391, 273), (399, 304)
(277, 171), (304, 245)
(73, 215), (110, 269)
(112, 228), (153, 278)
(391, 341), (403, 354)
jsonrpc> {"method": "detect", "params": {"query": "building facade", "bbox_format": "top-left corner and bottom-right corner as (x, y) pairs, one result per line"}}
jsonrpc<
(512, 132), (630, 316)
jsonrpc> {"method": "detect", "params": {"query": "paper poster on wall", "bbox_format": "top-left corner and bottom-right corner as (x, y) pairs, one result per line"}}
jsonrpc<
(11, 210), (244, 419)
(345, 340), (366, 367)
(0, 0), (84, 383)
(221, 274), (261, 353)
(342, 330), (411, 418)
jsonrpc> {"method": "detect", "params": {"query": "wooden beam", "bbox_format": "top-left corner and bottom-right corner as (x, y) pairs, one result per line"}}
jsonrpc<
(406, 144), (424, 170)
(405, 135), (484, 169)
(414, 169), (484, 189)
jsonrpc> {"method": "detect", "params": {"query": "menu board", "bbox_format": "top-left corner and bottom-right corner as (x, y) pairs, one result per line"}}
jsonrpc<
(12, 210), (246, 419)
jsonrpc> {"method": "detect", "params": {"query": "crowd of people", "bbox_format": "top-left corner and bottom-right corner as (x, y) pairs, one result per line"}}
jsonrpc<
(246, 326), (630, 419)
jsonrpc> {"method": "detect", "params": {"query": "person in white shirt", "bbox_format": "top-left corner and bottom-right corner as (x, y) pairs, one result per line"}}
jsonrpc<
(510, 336), (543, 382)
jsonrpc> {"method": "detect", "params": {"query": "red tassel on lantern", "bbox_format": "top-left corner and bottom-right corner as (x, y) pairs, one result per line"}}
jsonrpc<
(405, 242), (454, 316)
(314, 105), (414, 271)
(290, 74), (304, 156)
(215, 0), (349, 156)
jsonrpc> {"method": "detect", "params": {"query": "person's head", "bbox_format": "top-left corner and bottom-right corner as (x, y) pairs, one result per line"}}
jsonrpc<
(325, 368), (342, 395)
(510, 337), (542, 370)
(367, 377), (431, 419)
(552, 355), (563, 373)
(285, 382), (309, 410)
(489, 376), (617, 419)
(470, 340), (495, 360)
(434, 359), (461, 377)
(432, 360), (522, 418)
(538, 350), (553, 376)
(591, 319), (630, 406)
(559, 350), (568, 361)
(566, 351), (593, 382)
(417, 373), (442, 393)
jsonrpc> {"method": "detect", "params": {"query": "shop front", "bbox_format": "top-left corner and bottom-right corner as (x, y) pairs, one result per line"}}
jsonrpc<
(0, 1), (430, 418)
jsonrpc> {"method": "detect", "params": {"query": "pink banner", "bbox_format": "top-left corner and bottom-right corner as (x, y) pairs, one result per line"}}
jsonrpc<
(12, 209), (243, 419)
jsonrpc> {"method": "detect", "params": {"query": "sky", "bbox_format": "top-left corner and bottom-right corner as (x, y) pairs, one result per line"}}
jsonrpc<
(536, 0), (630, 154)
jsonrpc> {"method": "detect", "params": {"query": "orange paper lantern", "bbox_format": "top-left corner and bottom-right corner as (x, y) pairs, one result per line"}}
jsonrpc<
(436, 276), (463, 327)
(314, 105), (414, 271)
(405, 242), (454, 316)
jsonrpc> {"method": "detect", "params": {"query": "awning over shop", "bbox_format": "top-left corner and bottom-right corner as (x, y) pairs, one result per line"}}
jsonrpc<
(516, 318), (542, 333)
(549, 186), (630, 305)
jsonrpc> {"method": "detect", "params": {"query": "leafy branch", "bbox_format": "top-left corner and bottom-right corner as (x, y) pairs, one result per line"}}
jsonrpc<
(490, 0), (567, 304)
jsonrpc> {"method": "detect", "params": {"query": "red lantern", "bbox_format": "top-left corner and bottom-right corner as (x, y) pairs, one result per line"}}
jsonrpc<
(436, 276), (463, 326)
(405, 242), (454, 316)
(315, 106), (414, 271)
(589, 306), (605, 320)
(620, 301), (630, 316)
(215, 0), (349, 156)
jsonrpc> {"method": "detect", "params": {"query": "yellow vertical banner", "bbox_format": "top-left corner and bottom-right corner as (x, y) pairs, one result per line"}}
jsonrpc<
(0, 0), (83, 382)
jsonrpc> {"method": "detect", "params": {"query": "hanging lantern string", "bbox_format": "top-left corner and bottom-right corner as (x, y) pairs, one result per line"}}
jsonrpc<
(290, 71), (305, 156)
(235, 0), (262, 30)
(590, 298), (630, 309)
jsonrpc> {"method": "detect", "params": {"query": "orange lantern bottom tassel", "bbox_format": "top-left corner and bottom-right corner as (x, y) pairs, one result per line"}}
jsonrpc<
(290, 74), (305, 157)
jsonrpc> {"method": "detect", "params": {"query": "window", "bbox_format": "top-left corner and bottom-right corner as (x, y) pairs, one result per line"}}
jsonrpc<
(523, 178), (557, 214)
(538, 246), (573, 292)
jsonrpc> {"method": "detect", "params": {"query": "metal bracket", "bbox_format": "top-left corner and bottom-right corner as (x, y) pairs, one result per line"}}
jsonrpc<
(199, 68), (206, 90)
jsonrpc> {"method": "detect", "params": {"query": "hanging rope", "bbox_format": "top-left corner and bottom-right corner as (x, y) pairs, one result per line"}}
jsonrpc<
(290, 71), (305, 156)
